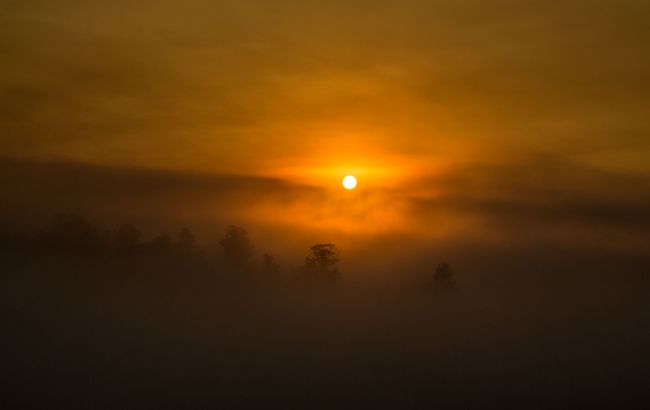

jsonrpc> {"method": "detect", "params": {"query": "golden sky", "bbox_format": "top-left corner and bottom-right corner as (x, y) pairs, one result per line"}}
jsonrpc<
(2, 0), (650, 257)
(3, 0), (649, 176)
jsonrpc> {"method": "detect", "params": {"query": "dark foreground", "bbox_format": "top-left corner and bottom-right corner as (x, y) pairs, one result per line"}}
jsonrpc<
(2, 272), (649, 409)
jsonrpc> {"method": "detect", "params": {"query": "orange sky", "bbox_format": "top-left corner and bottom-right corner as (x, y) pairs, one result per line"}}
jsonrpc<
(1, 0), (650, 257)
(2, 0), (649, 177)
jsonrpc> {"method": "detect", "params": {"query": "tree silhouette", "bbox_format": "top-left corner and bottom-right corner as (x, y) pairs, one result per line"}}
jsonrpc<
(115, 224), (142, 254)
(219, 225), (255, 271)
(177, 227), (197, 253)
(151, 234), (173, 252)
(262, 253), (280, 277)
(433, 262), (456, 292)
(48, 213), (101, 252)
(303, 243), (341, 283)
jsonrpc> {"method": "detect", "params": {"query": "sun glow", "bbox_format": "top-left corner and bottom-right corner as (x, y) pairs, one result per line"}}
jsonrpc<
(342, 175), (357, 190)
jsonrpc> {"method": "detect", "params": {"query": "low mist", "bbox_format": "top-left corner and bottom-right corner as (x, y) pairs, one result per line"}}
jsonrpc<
(2, 158), (649, 408)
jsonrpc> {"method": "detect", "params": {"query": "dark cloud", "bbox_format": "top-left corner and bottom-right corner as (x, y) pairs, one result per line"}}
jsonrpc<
(0, 157), (317, 237)
(2, 155), (649, 253)
(407, 155), (650, 249)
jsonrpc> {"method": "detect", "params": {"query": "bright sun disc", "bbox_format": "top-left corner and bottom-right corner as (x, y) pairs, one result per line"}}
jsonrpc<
(342, 175), (357, 190)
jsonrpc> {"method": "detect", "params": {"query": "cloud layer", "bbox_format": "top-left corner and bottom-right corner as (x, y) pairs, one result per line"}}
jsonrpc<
(1, 0), (649, 175)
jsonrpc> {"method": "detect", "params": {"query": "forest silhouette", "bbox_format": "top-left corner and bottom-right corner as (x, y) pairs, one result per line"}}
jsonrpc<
(1, 213), (648, 409)
(2, 214), (354, 298)
(3, 213), (456, 295)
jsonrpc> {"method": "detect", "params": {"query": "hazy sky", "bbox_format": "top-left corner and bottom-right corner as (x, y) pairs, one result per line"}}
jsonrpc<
(2, 0), (650, 266)
(3, 0), (649, 174)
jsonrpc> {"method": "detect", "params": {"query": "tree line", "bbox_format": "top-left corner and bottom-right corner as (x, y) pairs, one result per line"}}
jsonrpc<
(1, 213), (455, 293)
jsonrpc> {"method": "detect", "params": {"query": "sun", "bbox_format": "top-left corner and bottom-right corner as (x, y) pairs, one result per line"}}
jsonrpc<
(342, 175), (357, 190)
